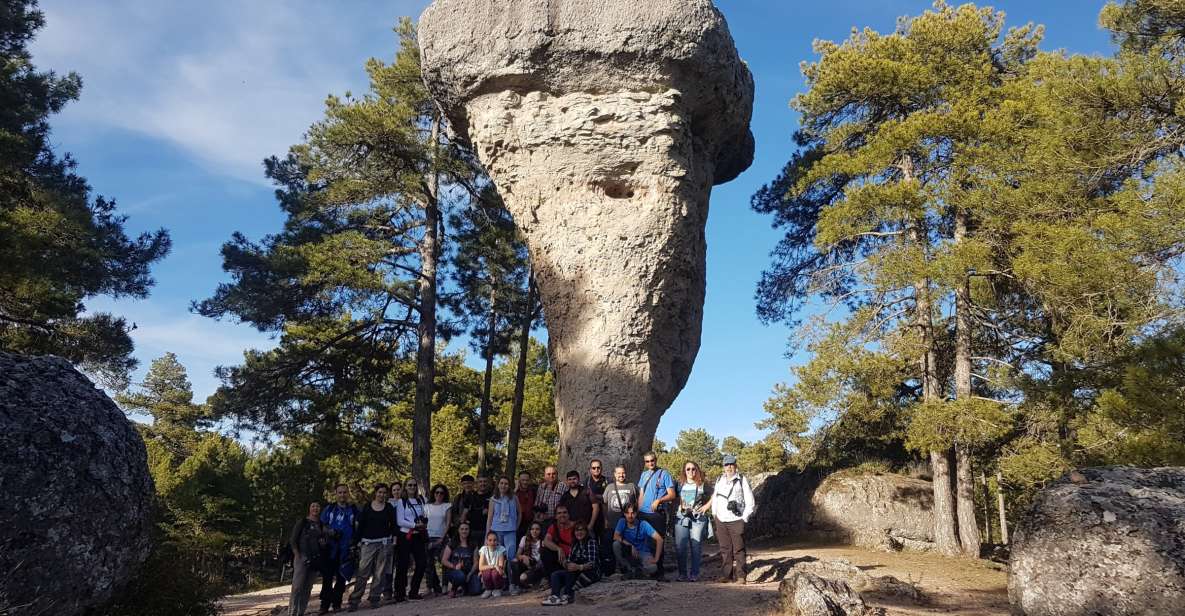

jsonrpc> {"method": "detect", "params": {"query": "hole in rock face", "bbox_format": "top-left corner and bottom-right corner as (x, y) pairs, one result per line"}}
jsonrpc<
(597, 180), (635, 199)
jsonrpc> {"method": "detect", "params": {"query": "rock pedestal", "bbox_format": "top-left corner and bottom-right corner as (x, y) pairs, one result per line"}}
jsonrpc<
(1008, 466), (1185, 616)
(0, 352), (154, 615)
(418, 0), (754, 474)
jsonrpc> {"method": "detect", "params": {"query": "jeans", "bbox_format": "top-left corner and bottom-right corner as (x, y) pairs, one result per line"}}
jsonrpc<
(425, 537), (445, 593)
(549, 568), (600, 599)
(318, 553), (348, 610)
(443, 568), (468, 593)
(349, 541), (390, 607)
(674, 514), (707, 578)
(394, 532), (427, 598)
(492, 530), (516, 587)
(612, 541), (657, 576)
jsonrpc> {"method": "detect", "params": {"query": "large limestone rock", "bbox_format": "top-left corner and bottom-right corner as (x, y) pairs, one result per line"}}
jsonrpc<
(419, 0), (754, 473)
(780, 572), (883, 616)
(747, 469), (936, 552)
(1008, 466), (1185, 616)
(0, 352), (154, 615)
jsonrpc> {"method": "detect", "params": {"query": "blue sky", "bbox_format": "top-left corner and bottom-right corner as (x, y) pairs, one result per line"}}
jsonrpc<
(31, 1), (1114, 445)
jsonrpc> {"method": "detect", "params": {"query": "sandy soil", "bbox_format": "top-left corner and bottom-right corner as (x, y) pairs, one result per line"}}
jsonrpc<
(220, 541), (1009, 616)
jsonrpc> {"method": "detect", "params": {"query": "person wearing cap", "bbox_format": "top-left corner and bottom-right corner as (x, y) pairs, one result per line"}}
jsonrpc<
(711, 454), (754, 584)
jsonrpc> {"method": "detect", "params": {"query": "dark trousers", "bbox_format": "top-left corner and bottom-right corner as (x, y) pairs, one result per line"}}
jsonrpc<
(641, 511), (667, 538)
(549, 568), (600, 599)
(394, 532), (427, 598)
(599, 527), (616, 575)
(512, 557), (544, 587)
(541, 545), (564, 576)
(319, 553), (347, 610)
(717, 520), (747, 580)
(425, 537), (445, 594)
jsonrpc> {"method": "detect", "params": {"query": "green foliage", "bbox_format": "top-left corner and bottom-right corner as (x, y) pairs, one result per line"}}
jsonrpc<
(0, 0), (169, 387)
(492, 339), (557, 479)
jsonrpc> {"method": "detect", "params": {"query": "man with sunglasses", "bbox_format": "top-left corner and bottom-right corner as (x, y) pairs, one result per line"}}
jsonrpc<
(584, 460), (608, 538)
(636, 451), (676, 538)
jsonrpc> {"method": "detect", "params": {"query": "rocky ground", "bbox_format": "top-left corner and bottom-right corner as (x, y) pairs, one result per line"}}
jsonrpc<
(220, 540), (1009, 616)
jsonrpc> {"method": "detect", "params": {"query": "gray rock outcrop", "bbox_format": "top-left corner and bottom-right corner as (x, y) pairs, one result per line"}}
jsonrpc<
(747, 469), (936, 552)
(780, 572), (884, 616)
(0, 352), (154, 616)
(419, 0), (754, 473)
(1008, 466), (1185, 616)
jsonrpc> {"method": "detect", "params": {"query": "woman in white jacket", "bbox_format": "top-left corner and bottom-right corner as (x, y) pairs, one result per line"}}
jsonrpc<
(710, 454), (755, 584)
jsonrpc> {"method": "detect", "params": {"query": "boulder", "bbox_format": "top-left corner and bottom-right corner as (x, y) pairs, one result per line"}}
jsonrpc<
(0, 352), (154, 615)
(748, 469), (936, 552)
(779, 572), (883, 616)
(419, 0), (754, 474)
(809, 472), (935, 552)
(1008, 466), (1185, 616)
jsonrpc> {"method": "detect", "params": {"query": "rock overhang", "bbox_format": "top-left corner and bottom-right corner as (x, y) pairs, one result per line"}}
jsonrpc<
(418, 0), (755, 185)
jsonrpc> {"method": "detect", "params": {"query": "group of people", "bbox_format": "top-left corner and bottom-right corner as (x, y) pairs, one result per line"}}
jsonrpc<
(287, 453), (756, 615)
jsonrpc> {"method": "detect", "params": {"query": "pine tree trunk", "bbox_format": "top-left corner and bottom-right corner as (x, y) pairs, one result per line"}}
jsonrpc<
(980, 471), (993, 545)
(905, 156), (960, 557)
(996, 471), (1009, 544)
(505, 271), (535, 480)
(412, 117), (441, 489)
(953, 210), (981, 557)
(955, 444), (980, 556)
(478, 289), (496, 477)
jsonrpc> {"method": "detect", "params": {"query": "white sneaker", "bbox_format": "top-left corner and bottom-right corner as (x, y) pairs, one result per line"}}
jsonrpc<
(542, 594), (562, 606)
(492, 590), (502, 598)
(481, 590), (493, 598)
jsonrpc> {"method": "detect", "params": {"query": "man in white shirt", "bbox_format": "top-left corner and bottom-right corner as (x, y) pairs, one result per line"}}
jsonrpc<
(711, 454), (754, 584)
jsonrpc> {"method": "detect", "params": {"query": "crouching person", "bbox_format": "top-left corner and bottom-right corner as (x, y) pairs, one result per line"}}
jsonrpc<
(612, 503), (663, 579)
(543, 523), (600, 606)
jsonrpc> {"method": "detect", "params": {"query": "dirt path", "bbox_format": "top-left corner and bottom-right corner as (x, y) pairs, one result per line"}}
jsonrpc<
(220, 541), (1009, 616)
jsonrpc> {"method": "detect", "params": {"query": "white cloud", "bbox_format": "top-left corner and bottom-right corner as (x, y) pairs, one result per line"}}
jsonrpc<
(86, 296), (276, 402)
(31, 0), (429, 185)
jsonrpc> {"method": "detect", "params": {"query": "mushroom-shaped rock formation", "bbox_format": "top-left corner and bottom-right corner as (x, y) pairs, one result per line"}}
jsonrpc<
(419, 0), (754, 473)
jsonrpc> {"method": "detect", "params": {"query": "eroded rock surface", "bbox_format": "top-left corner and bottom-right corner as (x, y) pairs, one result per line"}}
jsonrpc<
(748, 469), (935, 553)
(419, 0), (754, 473)
(780, 572), (883, 616)
(0, 352), (154, 615)
(1008, 466), (1185, 616)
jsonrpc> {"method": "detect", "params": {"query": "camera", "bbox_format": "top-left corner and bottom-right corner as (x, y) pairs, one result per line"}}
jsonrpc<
(680, 515), (694, 529)
(726, 500), (744, 517)
(416, 515), (429, 525)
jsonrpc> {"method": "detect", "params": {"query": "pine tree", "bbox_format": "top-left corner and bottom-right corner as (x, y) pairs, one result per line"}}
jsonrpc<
(0, 0), (169, 387)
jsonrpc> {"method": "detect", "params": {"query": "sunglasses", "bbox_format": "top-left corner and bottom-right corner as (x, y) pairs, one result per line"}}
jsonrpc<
(644, 459), (656, 463)
(434, 490), (445, 494)
(590, 466), (601, 470)
(684, 467), (696, 471)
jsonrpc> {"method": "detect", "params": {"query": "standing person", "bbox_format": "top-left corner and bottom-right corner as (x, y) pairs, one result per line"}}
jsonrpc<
(486, 476), (520, 593)
(636, 451), (676, 538)
(513, 522), (546, 589)
(348, 484), (395, 612)
(319, 484), (358, 614)
(454, 475), (477, 540)
(711, 454), (755, 584)
(584, 460), (608, 538)
(515, 471), (536, 541)
(558, 470), (598, 528)
(477, 531), (508, 598)
(424, 484), (453, 597)
(613, 503), (663, 579)
(441, 522), (476, 598)
(674, 461), (713, 582)
(393, 478), (429, 602)
(601, 466), (638, 575)
(533, 466), (564, 531)
(289, 502), (327, 616)
(472, 476), (493, 541)
(380, 480), (404, 602)
(542, 523), (600, 606)
(540, 505), (575, 575)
